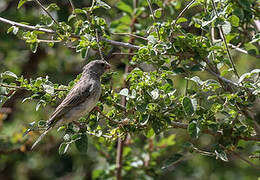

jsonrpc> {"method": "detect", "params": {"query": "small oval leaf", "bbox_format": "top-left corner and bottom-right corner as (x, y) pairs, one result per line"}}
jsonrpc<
(75, 133), (88, 154)
(182, 97), (194, 116)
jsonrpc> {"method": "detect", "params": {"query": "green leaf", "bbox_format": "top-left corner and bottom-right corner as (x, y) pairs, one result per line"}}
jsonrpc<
(38, 120), (46, 127)
(244, 43), (259, 55)
(46, 3), (60, 11)
(74, 9), (87, 14)
(7, 26), (14, 34)
(146, 128), (155, 138)
(96, 0), (111, 9)
(119, 88), (129, 96)
(59, 142), (70, 155)
(162, 154), (182, 170)
(150, 89), (159, 100)
(215, 150), (228, 162)
(140, 114), (149, 126)
(116, 1), (133, 14)
(18, 0), (28, 9)
(63, 134), (70, 141)
(182, 97), (194, 116)
(228, 15), (239, 27)
(81, 47), (89, 59)
(154, 8), (162, 18)
(188, 120), (200, 138)
(75, 133), (88, 154)
(68, 14), (76, 22)
(222, 21), (231, 35)
(238, 0), (251, 11)
(30, 43), (38, 53)
(136, 103), (147, 113)
(1, 71), (18, 80)
(12, 27), (19, 35)
(42, 84), (54, 94)
(176, 17), (187, 24)
(189, 76), (203, 85)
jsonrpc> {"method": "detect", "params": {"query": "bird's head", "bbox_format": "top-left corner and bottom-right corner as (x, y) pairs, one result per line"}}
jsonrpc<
(82, 60), (111, 77)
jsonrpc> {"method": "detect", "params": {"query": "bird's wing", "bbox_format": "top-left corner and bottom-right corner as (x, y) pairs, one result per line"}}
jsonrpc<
(47, 80), (94, 126)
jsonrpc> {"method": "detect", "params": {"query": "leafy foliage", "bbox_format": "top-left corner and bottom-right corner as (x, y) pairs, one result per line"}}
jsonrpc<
(0, 0), (259, 179)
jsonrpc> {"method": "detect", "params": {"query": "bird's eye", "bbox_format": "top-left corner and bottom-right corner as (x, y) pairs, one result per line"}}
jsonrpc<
(101, 63), (105, 67)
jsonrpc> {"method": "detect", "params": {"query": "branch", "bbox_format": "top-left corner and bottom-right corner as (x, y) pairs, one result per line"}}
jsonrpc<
(0, 83), (66, 91)
(170, 121), (260, 141)
(220, 145), (260, 170)
(100, 37), (141, 49)
(0, 17), (55, 34)
(116, 137), (125, 180)
(146, 0), (160, 40)
(205, 68), (240, 87)
(0, 16), (141, 50)
(96, 29), (105, 60)
(33, 0), (59, 26)
(0, 107), (12, 114)
(112, 32), (148, 41)
(211, 0), (239, 78)
(172, 0), (196, 27)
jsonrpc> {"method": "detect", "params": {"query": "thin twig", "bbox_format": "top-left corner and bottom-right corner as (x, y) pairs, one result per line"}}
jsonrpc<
(68, 0), (76, 12)
(68, 0), (79, 22)
(95, 107), (122, 125)
(172, 0), (196, 27)
(112, 52), (137, 55)
(0, 83), (67, 91)
(100, 37), (141, 50)
(0, 17), (55, 34)
(0, 83), (24, 90)
(0, 107), (12, 114)
(0, 16), (141, 50)
(96, 29), (105, 60)
(220, 145), (260, 170)
(211, 0), (239, 78)
(192, 146), (215, 156)
(116, 2), (138, 179)
(146, 0), (160, 40)
(205, 68), (239, 87)
(33, 0), (59, 26)
(116, 137), (125, 180)
(112, 32), (148, 41)
(228, 44), (248, 54)
(37, 39), (61, 43)
(170, 121), (260, 141)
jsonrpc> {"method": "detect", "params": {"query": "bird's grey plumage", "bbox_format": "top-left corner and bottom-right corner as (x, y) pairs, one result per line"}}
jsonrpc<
(31, 60), (111, 149)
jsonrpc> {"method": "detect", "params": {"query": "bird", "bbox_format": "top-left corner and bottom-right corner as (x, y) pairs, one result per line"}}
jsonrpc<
(31, 60), (111, 149)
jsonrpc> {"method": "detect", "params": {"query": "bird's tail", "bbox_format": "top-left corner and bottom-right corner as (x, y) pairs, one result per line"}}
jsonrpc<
(31, 126), (52, 150)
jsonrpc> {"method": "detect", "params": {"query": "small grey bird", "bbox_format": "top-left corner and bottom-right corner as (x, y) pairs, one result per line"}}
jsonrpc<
(31, 60), (111, 149)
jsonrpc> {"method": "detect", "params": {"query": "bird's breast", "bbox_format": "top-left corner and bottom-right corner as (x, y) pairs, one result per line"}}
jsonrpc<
(63, 84), (101, 122)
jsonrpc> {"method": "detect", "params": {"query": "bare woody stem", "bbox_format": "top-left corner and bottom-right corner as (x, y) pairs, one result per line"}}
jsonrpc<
(170, 121), (260, 141)
(0, 16), (140, 50)
(172, 0), (196, 27)
(96, 29), (105, 61)
(146, 0), (160, 40)
(33, 0), (59, 26)
(0, 83), (67, 91)
(211, 0), (240, 78)
(0, 17), (55, 34)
